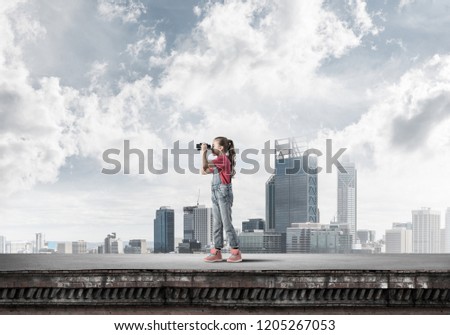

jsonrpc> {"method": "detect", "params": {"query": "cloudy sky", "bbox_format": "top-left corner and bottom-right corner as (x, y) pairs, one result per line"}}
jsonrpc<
(1, 0), (449, 244)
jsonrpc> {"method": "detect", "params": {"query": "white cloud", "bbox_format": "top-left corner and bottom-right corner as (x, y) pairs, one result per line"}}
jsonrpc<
(86, 60), (108, 90)
(348, 0), (381, 36)
(3, 0), (449, 242)
(1, 0), (382, 194)
(398, 0), (415, 10)
(311, 54), (450, 234)
(0, 3), (79, 196)
(0, 2), (166, 196)
(97, 0), (146, 23)
(158, 0), (379, 135)
(386, 38), (407, 51)
(126, 29), (166, 58)
(193, 5), (202, 17)
(9, 11), (46, 42)
(0, 0), (382, 211)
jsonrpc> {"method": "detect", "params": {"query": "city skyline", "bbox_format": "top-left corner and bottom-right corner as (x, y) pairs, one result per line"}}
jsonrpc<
(2, 156), (449, 243)
(1, 1), (450, 243)
(2, 205), (450, 254)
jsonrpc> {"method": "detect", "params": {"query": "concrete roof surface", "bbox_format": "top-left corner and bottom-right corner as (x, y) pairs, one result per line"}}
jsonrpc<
(0, 253), (449, 272)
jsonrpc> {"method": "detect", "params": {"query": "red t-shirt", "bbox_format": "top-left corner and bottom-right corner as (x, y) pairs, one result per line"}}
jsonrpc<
(209, 154), (232, 184)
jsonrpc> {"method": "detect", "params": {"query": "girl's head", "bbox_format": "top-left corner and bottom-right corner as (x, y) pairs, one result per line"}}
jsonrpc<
(212, 136), (236, 178)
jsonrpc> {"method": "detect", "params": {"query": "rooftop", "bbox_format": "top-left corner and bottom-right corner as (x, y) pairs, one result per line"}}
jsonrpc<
(1, 253), (449, 272)
(1, 253), (449, 314)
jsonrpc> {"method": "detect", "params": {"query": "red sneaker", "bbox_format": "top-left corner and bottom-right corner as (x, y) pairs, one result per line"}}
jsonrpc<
(227, 248), (242, 263)
(203, 248), (223, 262)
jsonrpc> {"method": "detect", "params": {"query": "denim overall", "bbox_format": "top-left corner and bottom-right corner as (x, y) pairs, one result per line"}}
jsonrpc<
(211, 166), (239, 249)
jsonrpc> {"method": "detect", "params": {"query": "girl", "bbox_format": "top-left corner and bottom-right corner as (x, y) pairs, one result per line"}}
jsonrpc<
(201, 137), (242, 263)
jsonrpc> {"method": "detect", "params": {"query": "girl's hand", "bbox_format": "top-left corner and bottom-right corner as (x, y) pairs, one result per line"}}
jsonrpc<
(201, 168), (208, 175)
(201, 143), (208, 152)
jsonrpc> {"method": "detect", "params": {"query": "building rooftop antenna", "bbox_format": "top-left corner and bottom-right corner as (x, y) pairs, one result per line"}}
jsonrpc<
(197, 189), (200, 206)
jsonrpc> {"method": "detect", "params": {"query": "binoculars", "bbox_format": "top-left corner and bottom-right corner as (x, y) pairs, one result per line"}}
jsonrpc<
(196, 143), (212, 150)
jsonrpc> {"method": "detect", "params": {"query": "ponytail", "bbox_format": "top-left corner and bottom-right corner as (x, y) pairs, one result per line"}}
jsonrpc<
(214, 136), (237, 179)
(227, 139), (236, 178)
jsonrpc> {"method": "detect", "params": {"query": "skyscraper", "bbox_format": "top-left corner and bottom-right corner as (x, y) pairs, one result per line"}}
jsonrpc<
(357, 229), (375, 244)
(35, 233), (45, 253)
(72, 240), (87, 254)
(104, 232), (122, 254)
(193, 205), (213, 248)
(183, 205), (213, 248)
(440, 229), (446, 253)
(392, 222), (413, 230)
(412, 207), (441, 253)
(385, 227), (412, 253)
(242, 218), (265, 232)
(125, 239), (147, 254)
(183, 206), (196, 241)
(265, 138), (319, 237)
(154, 206), (175, 253)
(111, 239), (124, 254)
(445, 208), (450, 253)
(337, 158), (357, 245)
(239, 230), (283, 253)
(57, 242), (72, 254)
(287, 222), (352, 254)
(286, 223), (324, 253)
(0, 236), (6, 254)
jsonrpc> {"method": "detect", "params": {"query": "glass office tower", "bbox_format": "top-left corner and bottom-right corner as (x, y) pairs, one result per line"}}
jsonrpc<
(154, 206), (175, 253)
(265, 138), (319, 251)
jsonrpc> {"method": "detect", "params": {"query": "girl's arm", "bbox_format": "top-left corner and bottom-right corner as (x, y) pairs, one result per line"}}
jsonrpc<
(201, 144), (215, 175)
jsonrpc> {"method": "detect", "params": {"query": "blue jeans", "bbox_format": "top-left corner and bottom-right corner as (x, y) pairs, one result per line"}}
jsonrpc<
(211, 168), (239, 249)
